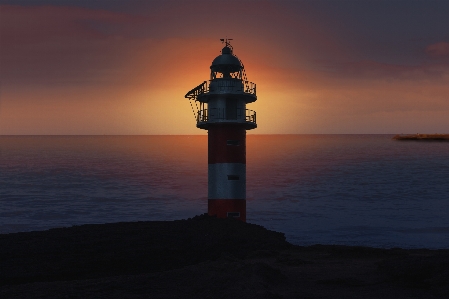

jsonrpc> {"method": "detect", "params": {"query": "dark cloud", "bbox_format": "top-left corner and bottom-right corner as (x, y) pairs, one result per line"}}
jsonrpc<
(313, 59), (449, 82)
(0, 5), (144, 86)
(425, 42), (449, 59)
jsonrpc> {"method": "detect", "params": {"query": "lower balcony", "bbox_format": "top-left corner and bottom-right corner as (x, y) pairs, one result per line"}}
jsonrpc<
(196, 108), (257, 130)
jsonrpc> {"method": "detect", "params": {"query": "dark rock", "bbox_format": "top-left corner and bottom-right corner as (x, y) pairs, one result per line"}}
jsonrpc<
(2, 215), (449, 298)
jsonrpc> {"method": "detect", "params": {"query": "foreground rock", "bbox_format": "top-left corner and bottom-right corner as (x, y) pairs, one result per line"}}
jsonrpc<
(1, 214), (449, 298)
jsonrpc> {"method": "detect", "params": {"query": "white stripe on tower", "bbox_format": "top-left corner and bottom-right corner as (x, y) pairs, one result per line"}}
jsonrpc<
(208, 163), (246, 199)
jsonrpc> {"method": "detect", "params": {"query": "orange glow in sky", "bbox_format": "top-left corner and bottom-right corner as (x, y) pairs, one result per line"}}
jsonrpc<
(1, 1), (449, 135)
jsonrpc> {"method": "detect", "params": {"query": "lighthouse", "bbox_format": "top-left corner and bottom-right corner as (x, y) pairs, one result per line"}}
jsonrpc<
(185, 39), (257, 222)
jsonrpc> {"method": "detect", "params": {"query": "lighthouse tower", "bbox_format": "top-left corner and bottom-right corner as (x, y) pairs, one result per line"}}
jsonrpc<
(185, 39), (257, 222)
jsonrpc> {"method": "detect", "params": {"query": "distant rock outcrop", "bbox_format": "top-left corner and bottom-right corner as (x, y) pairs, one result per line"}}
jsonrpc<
(393, 134), (449, 141)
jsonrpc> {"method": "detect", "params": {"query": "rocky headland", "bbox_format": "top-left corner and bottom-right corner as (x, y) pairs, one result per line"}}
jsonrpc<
(1, 214), (449, 298)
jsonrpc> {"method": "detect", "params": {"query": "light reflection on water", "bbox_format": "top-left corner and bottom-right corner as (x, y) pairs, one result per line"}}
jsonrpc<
(1, 135), (449, 249)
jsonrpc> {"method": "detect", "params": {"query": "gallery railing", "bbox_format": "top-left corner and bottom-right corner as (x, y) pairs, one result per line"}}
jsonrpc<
(185, 79), (256, 101)
(197, 108), (256, 125)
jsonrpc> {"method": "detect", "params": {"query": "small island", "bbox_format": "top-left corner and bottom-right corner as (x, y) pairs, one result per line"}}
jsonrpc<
(393, 134), (449, 141)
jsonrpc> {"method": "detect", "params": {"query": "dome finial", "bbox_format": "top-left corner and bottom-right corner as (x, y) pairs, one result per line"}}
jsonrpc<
(220, 38), (233, 53)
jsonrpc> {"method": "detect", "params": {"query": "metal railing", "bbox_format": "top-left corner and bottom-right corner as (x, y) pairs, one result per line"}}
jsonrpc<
(197, 108), (256, 125)
(185, 81), (208, 100)
(246, 109), (256, 123)
(244, 81), (256, 95)
(197, 109), (208, 123)
(185, 79), (256, 101)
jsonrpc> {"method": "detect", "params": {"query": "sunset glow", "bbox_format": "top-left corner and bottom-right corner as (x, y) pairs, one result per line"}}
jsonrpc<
(1, 1), (448, 135)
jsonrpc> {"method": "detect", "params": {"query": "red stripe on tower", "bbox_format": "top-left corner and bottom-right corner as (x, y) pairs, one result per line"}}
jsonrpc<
(185, 39), (257, 222)
(208, 124), (246, 164)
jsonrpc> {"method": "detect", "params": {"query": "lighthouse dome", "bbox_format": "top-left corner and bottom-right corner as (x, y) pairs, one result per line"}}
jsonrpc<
(210, 46), (242, 73)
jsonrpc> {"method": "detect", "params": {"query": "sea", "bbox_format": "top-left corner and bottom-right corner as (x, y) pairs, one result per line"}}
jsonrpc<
(1, 135), (449, 249)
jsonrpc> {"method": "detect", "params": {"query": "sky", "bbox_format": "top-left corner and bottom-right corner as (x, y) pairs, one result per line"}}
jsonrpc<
(1, 0), (448, 135)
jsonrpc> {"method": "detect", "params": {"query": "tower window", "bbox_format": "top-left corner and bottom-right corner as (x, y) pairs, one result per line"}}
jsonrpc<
(227, 175), (240, 180)
(227, 140), (240, 146)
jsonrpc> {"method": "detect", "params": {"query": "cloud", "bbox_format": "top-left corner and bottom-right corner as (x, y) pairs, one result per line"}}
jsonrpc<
(0, 5), (143, 86)
(0, 2), (376, 89)
(310, 58), (449, 82)
(2, 1), (449, 134)
(425, 42), (449, 59)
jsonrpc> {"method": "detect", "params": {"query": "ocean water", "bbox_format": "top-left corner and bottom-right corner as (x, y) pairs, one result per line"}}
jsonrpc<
(1, 135), (448, 249)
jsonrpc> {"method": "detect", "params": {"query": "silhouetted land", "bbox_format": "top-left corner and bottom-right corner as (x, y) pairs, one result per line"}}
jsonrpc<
(393, 134), (449, 141)
(1, 214), (449, 298)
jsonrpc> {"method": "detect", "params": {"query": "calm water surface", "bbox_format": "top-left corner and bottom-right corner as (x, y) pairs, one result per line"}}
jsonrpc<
(1, 135), (448, 249)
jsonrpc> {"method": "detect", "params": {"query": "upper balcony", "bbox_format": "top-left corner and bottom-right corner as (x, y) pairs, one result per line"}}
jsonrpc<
(185, 79), (257, 103)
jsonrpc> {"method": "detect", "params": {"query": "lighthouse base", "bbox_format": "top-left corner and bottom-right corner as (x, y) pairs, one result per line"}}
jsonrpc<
(208, 199), (246, 222)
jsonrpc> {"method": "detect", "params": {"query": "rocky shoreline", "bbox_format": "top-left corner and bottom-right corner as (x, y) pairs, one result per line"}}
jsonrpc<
(1, 214), (449, 298)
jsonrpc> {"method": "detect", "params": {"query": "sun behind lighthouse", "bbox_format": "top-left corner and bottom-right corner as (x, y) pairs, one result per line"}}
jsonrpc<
(185, 39), (257, 222)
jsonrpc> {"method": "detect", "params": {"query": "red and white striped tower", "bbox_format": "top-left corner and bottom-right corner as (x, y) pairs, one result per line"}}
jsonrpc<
(185, 39), (257, 221)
